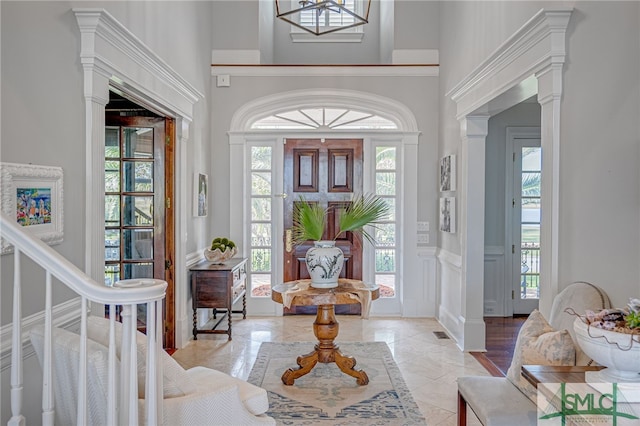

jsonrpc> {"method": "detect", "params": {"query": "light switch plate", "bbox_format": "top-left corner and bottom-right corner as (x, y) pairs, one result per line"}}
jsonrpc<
(417, 234), (429, 244)
(417, 221), (429, 232)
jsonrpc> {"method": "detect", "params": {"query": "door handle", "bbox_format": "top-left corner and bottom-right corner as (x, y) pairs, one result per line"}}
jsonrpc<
(285, 229), (293, 253)
(274, 193), (287, 199)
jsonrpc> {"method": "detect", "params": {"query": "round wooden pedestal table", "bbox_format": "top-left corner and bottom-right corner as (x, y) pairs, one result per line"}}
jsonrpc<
(271, 279), (379, 386)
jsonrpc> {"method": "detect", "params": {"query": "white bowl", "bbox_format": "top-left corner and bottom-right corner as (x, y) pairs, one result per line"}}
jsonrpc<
(204, 246), (237, 264)
(573, 317), (640, 382)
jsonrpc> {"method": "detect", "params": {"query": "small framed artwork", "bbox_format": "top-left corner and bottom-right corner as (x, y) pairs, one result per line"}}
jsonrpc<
(439, 197), (456, 233)
(439, 154), (456, 192)
(194, 172), (208, 217)
(1, 162), (64, 254)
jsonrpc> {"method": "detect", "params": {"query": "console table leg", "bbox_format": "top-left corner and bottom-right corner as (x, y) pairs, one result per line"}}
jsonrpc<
(192, 309), (198, 340)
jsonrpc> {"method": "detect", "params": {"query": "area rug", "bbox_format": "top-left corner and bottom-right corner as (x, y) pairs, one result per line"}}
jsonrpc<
(247, 341), (426, 425)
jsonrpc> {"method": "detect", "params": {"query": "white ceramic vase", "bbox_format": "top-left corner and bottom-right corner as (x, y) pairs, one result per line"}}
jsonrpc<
(305, 240), (344, 289)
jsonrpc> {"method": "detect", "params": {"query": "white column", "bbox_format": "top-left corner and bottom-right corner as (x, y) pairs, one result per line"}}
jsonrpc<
(459, 115), (489, 351)
(536, 63), (563, 317)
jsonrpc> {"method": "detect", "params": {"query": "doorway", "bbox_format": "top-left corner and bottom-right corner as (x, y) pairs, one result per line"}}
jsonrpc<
(506, 128), (541, 315)
(283, 138), (364, 314)
(105, 92), (176, 349)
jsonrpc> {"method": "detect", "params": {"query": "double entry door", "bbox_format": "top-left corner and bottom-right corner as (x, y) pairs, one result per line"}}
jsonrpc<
(283, 139), (363, 314)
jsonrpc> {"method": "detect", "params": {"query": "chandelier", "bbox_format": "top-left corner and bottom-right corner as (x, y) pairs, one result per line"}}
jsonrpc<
(275, 0), (371, 36)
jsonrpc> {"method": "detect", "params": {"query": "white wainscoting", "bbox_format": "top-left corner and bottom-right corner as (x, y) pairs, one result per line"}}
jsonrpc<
(437, 248), (463, 345)
(413, 247), (438, 317)
(484, 246), (506, 317)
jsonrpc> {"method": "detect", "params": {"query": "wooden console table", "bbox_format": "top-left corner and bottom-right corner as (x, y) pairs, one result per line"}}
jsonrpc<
(271, 279), (379, 386)
(190, 257), (247, 340)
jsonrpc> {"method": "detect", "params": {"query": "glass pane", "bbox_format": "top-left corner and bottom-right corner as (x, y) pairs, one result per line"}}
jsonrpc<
(382, 198), (395, 221)
(375, 249), (395, 273)
(123, 196), (153, 226)
(251, 224), (272, 247)
(522, 147), (541, 171)
(105, 161), (120, 192)
(123, 229), (153, 260)
(521, 200), (541, 223)
(251, 274), (272, 298)
(105, 195), (120, 226)
(251, 146), (272, 170)
(521, 242), (540, 300)
(123, 161), (153, 192)
(376, 172), (396, 195)
(522, 224), (540, 245)
(105, 229), (120, 261)
(123, 127), (153, 158)
(252, 172), (271, 196)
(123, 262), (153, 279)
(251, 248), (271, 272)
(376, 274), (396, 298)
(375, 224), (395, 247)
(376, 147), (396, 170)
(252, 198), (271, 221)
(105, 127), (120, 158)
(521, 172), (541, 197)
(104, 264), (120, 286)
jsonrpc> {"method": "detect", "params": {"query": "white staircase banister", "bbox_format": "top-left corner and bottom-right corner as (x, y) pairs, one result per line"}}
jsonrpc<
(0, 213), (167, 303)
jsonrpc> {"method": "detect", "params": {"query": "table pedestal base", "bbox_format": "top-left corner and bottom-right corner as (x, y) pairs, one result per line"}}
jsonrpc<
(281, 304), (369, 386)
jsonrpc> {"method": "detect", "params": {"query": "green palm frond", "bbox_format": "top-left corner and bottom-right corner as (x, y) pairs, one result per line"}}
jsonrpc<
(337, 193), (391, 244)
(292, 197), (326, 244)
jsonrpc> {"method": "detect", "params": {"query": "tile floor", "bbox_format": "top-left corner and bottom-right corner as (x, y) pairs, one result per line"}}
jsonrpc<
(172, 316), (486, 425)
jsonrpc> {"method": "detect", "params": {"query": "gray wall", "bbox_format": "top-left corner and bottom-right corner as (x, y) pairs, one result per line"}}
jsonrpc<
(1, 1), (212, 422)
(438, 1), (640, 307)
(485, 101), (541, 247)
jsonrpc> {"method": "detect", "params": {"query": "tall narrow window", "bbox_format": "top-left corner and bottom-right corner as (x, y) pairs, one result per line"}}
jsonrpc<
(249, 146), (274, 298)
(520, 147), (541, 299)
(374, 146), (397, 298)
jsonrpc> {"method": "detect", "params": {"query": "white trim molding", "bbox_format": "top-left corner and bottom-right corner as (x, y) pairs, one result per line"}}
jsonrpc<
(74, 9), (203, 349)
(446, 9), (572, 352)
(229, 88), (420, 133)
(211, 65), (438, 78)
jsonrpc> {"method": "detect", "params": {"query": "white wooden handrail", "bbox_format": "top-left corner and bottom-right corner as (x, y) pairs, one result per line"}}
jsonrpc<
(2, 212), (167, 426)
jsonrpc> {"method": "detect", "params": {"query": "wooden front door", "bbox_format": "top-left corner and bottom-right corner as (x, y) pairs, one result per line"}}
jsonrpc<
(283, 139), (363, 314)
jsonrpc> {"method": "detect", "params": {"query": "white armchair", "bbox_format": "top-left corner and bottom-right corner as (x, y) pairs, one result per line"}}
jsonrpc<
(30, 317), (274, 426)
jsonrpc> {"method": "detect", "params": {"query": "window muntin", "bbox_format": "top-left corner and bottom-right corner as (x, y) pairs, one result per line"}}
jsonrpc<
(251, 108), (397, 130)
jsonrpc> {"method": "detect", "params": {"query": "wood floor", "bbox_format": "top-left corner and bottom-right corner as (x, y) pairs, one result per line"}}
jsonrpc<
(471, 316), (528, 377)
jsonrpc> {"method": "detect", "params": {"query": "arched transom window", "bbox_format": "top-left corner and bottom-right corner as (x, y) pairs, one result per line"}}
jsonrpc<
(250, 107), (398, 130)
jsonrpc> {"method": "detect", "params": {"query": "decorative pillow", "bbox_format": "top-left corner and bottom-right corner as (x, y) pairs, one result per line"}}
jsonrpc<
(87, 316), (196, 399)
(506, 309), (576, 402)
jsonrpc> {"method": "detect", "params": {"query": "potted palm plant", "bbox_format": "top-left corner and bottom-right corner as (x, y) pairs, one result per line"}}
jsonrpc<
(292, 193), (391, 288)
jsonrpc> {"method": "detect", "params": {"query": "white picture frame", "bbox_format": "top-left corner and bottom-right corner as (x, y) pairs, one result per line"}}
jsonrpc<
(1, 162), (64, 254)
(439, 197), (456, 233)
(194, 172), (208, 217)
(439, 154), (456, 192)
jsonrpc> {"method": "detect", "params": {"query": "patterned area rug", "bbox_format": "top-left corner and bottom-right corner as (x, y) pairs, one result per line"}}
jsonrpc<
(247, 341), (426, 425)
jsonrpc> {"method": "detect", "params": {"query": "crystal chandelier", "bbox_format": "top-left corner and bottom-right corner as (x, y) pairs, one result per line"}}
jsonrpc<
(275, 0), (371, 36)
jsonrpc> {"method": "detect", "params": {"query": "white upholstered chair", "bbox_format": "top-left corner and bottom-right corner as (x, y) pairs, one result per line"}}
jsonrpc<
(457, 282), (611, 426)
(30, 316), (275, 425)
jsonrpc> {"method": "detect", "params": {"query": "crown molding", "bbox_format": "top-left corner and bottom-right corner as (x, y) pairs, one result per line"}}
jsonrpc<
(211, 64), (438, 78)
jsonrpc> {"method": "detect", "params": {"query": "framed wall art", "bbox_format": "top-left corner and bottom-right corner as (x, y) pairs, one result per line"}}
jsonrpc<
(1, 162), (64, 254)
(194, 172), (208, 217)
(439, 197), (456, 233)
(439, 154), (456, 192)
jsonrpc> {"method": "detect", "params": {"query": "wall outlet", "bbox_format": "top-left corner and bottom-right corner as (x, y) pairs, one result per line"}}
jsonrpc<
(417, 234), (429, 244)
(216, 74), (230, 87)
(417, 221), (429, 232)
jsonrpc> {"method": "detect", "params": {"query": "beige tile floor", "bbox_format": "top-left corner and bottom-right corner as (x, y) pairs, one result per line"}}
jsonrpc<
(172, 315), (486, 426)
